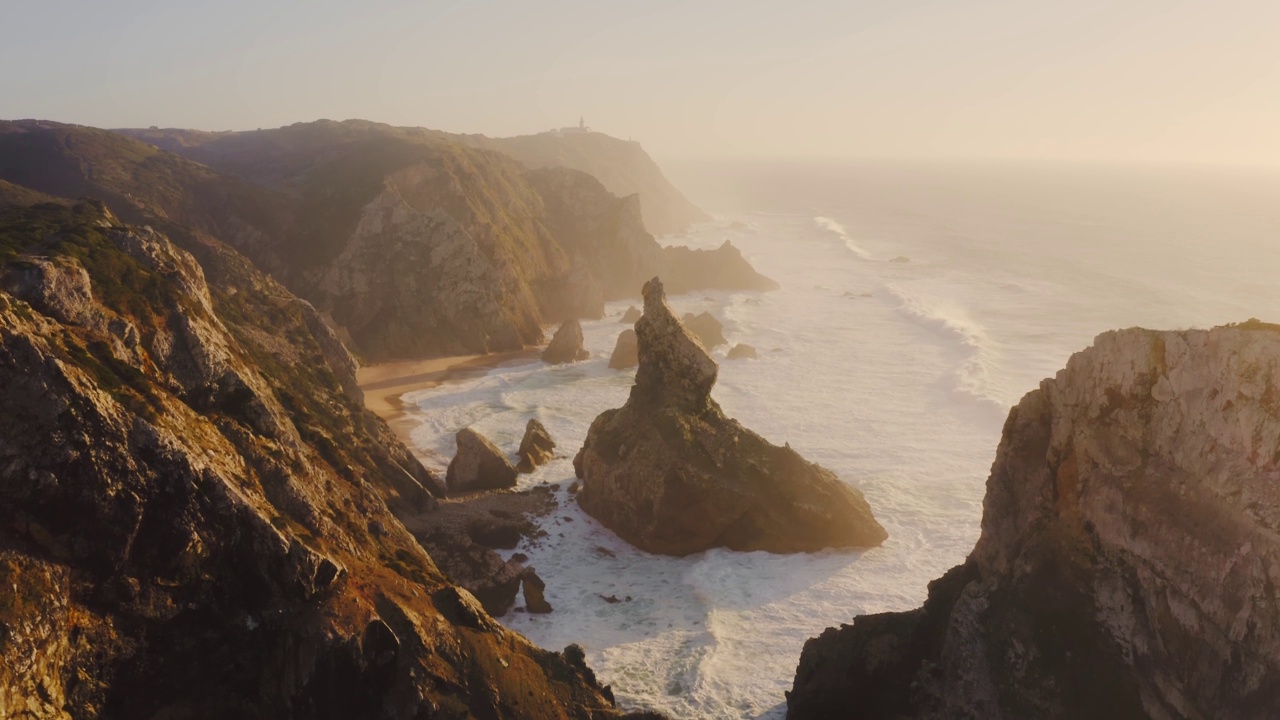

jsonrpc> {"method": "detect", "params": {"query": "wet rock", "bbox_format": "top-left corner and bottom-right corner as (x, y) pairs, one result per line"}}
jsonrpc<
(541, 319), (590, 364)
(521, 568), (553, 613)
(516, 418), (556, 473)
(608, 329), (639, 370)
(445, 428), (518, 494)
(680, 311), (727, 349)
(727, 343), (757, 360)
(575, 277), (887, 555)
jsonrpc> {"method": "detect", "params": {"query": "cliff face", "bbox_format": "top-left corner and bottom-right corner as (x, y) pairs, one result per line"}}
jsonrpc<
(0, 119), (760, 362)
(0, 201), (633, 719)
(458, 130), (710, 236)
(787, 324), (1280, 720)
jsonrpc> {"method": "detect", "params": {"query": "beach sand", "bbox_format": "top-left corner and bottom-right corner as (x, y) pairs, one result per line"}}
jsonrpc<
(357, 349), (541, 466)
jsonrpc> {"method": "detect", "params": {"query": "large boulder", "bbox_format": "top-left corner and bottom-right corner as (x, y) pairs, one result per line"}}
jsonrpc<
(608, 329), (639, 370)
(786, 323), (1280, 720)
(541, 319), (590, 364)
(517, 418), (556, 473)
(681, 311), (727, 348)
(620, 305), (642, 323)
(446, 428), (518, 493)
(574, 277), (886, 555)
(727, 343), (758, 360)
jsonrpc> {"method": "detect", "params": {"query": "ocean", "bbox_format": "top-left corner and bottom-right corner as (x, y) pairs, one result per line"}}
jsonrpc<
(402, 160), (1280, 718)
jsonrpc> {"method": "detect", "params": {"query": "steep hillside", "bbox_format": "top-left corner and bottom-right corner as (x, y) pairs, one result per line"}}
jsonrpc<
(458, 130), (709, 235)
(0, 200), (641, 718)
(787, 325), (1280, 720)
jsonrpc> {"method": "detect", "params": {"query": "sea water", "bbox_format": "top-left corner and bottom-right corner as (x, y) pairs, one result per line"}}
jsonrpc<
(403, 161), (1280, 718)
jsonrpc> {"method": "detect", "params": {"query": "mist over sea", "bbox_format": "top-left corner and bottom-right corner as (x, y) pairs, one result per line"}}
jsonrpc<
(403, 160), (1280, 719)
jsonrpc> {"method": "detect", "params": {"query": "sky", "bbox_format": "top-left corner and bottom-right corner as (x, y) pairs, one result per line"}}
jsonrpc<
(2, 0), (1278, 165)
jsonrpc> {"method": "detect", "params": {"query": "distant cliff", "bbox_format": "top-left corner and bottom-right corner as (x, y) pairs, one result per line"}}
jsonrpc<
(0, 120), (761, 362)
(787, 325), (1280, 719)
(0, 200), (643, 718)
(457, 130), (709, 235)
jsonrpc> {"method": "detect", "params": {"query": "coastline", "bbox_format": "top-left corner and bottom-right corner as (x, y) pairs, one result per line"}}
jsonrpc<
(357, 348), (542, 466)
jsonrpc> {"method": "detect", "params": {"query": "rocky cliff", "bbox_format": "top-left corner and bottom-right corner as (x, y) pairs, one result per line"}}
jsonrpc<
(0, 119), (765, 362)
(787, 324), (1280, 719)
(575, 278), (886, 555)
(457, 130), (709, 235)
(0, 200), (641, 719)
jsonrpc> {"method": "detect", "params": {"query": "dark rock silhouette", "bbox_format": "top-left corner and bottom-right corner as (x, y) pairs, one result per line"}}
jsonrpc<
(621, 305), (642, 323)
(727, 343), (758, 360)
(609, 328), (639, 369)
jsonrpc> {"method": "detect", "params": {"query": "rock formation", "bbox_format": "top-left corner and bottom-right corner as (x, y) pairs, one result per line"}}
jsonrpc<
(681, 311), (728, 348)
(608, 329), (639, 370)
(0, 201), (633, 718)
(522, 569), (554, 614)
(663, 241), (780, 294)
(517, 418), (557, 473)
(574, 277), (887, 555)
(621, 305), (642, 323)
(542, 318), (590, 364)
(727, 343), (758, 360)
(787, 323), (1280, 720)
(446, 428), (519, 493)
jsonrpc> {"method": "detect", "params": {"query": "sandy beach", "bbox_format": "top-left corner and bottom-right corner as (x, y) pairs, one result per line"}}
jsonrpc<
(357, 349), (541, 465)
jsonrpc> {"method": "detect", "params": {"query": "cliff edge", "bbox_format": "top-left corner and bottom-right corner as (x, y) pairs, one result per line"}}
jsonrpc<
(787, 324), (1280, 719)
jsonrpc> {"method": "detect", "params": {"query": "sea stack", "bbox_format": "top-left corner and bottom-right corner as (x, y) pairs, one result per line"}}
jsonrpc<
(516, 418), (556, 473)
(608, 329), (639, 369)
(787, 323), (1280, 719)
(541, 319), (590, 364)
(574, 277), (886, 555)
(681, 311), (727, 348)
(446, 428), (518, 493)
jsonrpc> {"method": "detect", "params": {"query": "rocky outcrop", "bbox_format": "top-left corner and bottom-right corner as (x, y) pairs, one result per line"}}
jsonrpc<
(727, 343), (758, 360)
(522, 569), (554, 614)
(787, 323), (1280, 720)
(574, 278), (887, 555)
(461, 129), (710, 235)
(682, 311), (728, 349)
(663, 241), (780, 294)
(608, 329), (639, 370)
(446, 428), (519, 494)
(621, 306), (642, 323)
(517, 418), (557, 473)
(0, 202), (630, 718)
(542, 319), (590, 364)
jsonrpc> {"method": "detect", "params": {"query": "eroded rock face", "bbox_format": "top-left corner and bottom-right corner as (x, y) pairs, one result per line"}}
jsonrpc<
(608, 329), (639, 370)
(787, 323), (1280, 720)
(575, 277), (886, 555)
(446, 428), (518, 494)
(541, 319), (590, 364)
(681, 311), (727, 349)
(517, 418), (557, 473)
(0, 202), (626, 719)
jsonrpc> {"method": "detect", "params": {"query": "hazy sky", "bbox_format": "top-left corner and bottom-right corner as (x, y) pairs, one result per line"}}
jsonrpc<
(3, 0), (1278, 165)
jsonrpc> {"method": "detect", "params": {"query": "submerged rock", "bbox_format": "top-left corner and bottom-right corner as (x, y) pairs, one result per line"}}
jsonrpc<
(787, 323), (1280, 720)
(541, 319), (590, 364)
(446, 428), (518, 493)
(608, 329), (639, 369)
(620, 305), (642, 323)
(727, 343), (758, 360)
(517, 418), (556, 473)
(574, 277), (886, 555)
(680, 311), (727, 349)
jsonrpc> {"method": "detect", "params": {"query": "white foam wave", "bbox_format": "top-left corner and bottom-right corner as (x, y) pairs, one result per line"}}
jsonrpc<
(882, 283), (1007, 411)
(813, 216), (873, 260)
